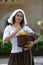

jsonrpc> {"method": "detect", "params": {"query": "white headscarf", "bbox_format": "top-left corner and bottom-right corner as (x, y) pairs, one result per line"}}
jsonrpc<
(8, 9), (27, 25)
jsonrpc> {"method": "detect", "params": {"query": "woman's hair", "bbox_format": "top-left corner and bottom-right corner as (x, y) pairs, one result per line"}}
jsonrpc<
(12, 11), (24, 27)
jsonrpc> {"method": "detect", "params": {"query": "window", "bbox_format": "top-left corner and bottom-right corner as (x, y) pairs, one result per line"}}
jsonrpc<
(0, 0), (25, 5)
(0, 0), (25, 2)
(5, 0), (8, 2)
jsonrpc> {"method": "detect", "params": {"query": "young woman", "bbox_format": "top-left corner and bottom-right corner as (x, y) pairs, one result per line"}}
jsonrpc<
(3, 9), (37, 65)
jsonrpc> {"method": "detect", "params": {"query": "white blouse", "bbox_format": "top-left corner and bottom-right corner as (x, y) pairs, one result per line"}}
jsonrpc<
(3, 25), (34, 53)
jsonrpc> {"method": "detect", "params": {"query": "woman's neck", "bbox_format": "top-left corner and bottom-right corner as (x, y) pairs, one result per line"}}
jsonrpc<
(14, 23), (20, 27)
(12, 23), (20, 28)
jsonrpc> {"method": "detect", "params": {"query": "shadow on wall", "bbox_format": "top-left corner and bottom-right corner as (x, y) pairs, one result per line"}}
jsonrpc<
(0, 11), (12, 33)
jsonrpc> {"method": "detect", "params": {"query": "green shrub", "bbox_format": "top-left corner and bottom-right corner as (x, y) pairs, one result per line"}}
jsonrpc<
(0, 38), (3, 52)
(32, 34), (43, 56)
(0, 38), (12, 53)
(38, 35), (43, 49)
(32, 44), (38, 56)
(1, 41), (12, 53)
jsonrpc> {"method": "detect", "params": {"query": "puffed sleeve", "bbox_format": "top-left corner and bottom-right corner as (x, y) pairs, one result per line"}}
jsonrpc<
(3, 25), (10, 42)
(23, 26), (34, 33)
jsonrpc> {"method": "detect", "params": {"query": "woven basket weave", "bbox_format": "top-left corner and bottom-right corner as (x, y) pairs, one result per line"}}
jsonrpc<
(17, 35), (35, 47)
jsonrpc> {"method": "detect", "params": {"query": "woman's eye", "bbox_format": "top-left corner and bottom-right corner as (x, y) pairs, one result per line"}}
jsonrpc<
(17, 15), (23, 17)
(20, 15), (23, 17)
(17, 15), (19, 17)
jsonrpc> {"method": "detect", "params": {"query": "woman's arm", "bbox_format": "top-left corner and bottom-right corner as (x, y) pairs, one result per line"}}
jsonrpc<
(34, 39), (38, 44)
(3, 27), (22, 43)
(25, 39), (38, 48)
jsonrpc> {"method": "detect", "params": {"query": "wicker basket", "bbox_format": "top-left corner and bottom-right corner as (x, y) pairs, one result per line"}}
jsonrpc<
(17, 35), (35, 47)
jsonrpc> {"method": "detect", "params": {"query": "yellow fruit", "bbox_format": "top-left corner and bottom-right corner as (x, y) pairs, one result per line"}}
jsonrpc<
(20, 31), (27, 35)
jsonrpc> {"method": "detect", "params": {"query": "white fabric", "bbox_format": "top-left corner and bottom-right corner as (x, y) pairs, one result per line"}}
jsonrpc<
(23, 26), (34, 33)
(3, 25), (34, 53)
(8, 9), (27, 25)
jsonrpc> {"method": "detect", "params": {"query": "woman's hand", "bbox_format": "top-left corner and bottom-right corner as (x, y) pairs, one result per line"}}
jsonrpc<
(25, 41), (34, 48)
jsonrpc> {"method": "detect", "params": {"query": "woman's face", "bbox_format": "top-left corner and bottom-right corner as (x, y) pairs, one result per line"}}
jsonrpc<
(15, 12), (23, 24)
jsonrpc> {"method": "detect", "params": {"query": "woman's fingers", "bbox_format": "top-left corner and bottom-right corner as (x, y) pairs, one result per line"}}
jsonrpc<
(25, 41), (34, 48)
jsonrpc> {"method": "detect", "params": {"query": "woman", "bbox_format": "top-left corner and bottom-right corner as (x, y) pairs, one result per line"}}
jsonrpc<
(3, 9), (37, 65)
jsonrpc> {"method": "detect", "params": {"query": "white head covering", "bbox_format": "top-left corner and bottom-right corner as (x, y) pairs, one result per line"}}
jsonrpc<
(8, 9), (27, 25)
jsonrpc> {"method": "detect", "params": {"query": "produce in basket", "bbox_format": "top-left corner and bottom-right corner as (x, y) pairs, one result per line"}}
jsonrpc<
(17, 31), (35, 47)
